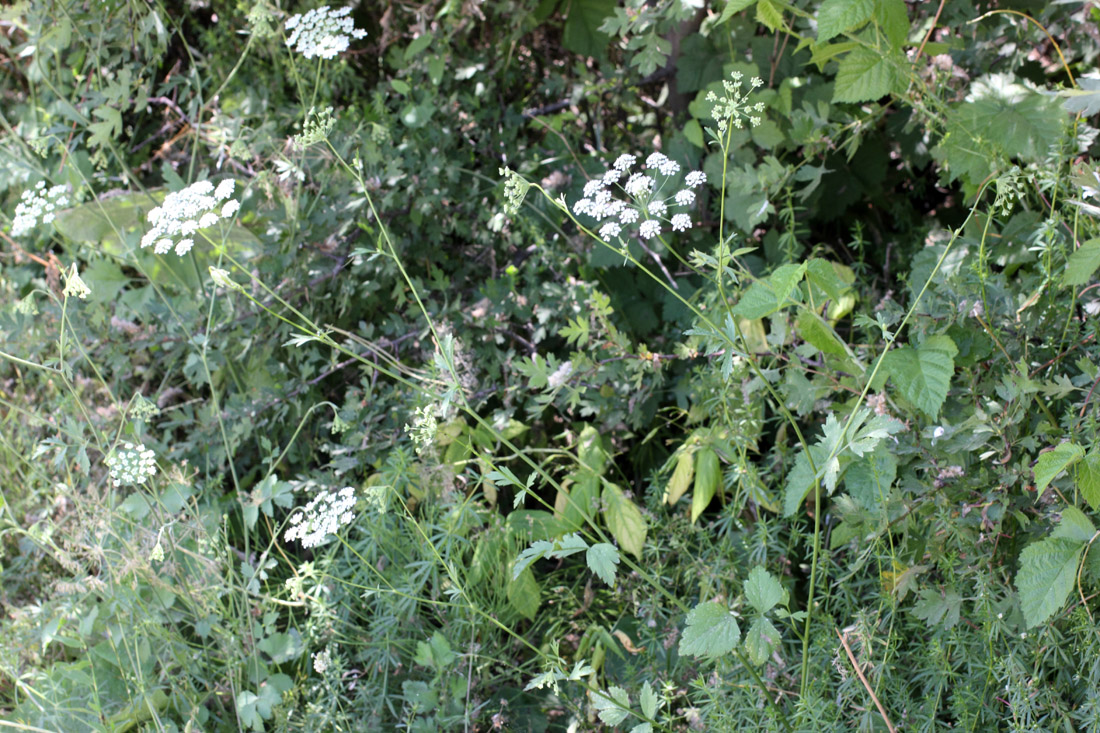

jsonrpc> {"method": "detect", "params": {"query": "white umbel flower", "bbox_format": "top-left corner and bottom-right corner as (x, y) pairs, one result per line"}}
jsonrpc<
(12, 181), (69, 237)
(104, 442), (157, 487)
(639, 220), (661, 239)
(141, 180), (240, 256)
(284, 486), (357, 548)
(671, 213), (692, 232)
(285, 6), (367, 60)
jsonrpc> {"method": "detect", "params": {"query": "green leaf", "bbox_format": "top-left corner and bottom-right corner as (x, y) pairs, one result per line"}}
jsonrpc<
(577, 424), (611, 474)
(602, 482), (647, 558)
(755, 0), (783, 31)
(832, 47), (904, 104)
(717, 0), (757, 25)
(664, 448), (694, 505)
(882, 334), (957, 418)
(844, 448), (897, 510)
(873, 0), (909, 48)
(1058, 77), (1100, 116)
(507, 567), (541, 620)
(797, 311), (848, 358)
(691, 447), (721, 523)
(1052, 505), (1096, 543)
(88, 106), (122, 149)
(911, 587), (963, 630)
(783, 444), (829, 517)
(805, 258), (853, 303)
(1063, 238), (1100, 287)
(744, 566), (788, 614)
(732, 263), (806, 319)
(562, 0), (615, 57)
(592, 686), (630, 726)
(679, 602), (741, 659)
(404, 31), (433, 61)
(1078, 452), (1100, 511)
(816, 0), (874, 42)
(586, 543), (620, 585)
(1015, 536), (1085, 627)
(1034, 442), (1085, 492)
(639, 680), (658, 719)
(743, 616), (781, 665)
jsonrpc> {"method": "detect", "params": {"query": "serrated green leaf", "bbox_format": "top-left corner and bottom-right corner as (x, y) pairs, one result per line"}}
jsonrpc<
(797, 310), (848, 357)
(755, 0), (783, 31)
(1063, 238), (1100, 287)
(911, 587), (963, 630)
(664, 448), (694, 505)
(744, 566), (788, 614)
(833, 47), (904, 103)
(603, 482), (647, 559)
(844, 448), (897, 510)
(639, 681), (658, 719)
(1015, 536), (1085, 627)
(810, 41), (859, 69)
(732, 262), (806, 319)
(1052, 505), (1096, 543)
(629, 725), (653, 733)
(1035, 442), (1085, 492)
(717, 0), (757, 24)
(1059, 78), (1100, 116)
(592, 686), (630, 726)
(882, 334), (957, 418)
(562, 0), (615, 57)
(873, 0), (909, 48)
(586, 543), (620, 585)
(691, 447), (721, 523)
(816, 0), (874, 42)
(1078, 452), (1100, 511)
(783, 444), (829, 517)
(679, 602), (741, 659)
(743, 616), (781, 665)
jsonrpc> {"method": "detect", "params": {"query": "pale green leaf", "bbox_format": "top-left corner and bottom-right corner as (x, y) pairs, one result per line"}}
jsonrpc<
(873, 0), (909, 48)
(691, 447), (721, 523)
(1052, 505), (1095, 543)
(679, 601), (741, 659)
(816, 0), (874, 42)
(639, 681), (658, 719)
(717, 0), (757, 25)
(592, 686), (630, 726)
(664, 448), (694, 505)
(1015, 536), (1084, 627)
(732, 262), (806, 319)
(882, 334), (957, 418)
(833, 47), (904, 104)
(1059, 78), (1100, 116)
(507, 567), (541, 621)
(1078, 452), (1100, 511)
(743, 616), (781, 665)
(797, 310), (848, 357)
(603, 482), (647, 558)
(755, 0), (783, 31)
(1063, 238), (1100, 287)
(586, 543), (620, 585)
(1034, 442), (1085, 492)
(744, 566), (788, 614)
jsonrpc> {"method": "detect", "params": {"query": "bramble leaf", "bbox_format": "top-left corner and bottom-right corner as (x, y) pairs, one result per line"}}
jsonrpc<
(1063, 238), (1100, 287)
(1015, 536), (1084, 628)
(816, 0), (874, 42)
(744, 566), (787, 614)
(833, 47), (904, 103)
(1034, 442), (1085, 492)
(679, 602), (741, 659)
(882, 334), (957, 418)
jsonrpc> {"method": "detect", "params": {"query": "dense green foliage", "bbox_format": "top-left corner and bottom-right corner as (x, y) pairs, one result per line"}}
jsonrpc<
(2, 0), (1100, 730)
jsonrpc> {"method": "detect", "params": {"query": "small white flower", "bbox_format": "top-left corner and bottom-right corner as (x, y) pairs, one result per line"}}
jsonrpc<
(613, 154), (637, 171)
(284, 486), (358, 548)
(658, 158), (680, 176)
(175, 238), (195, 256)
(602, 169), (622, 185)
(583, 179), (606, 198)
(180, 219), (199, 235)
(313, 647), (332, 674)
(599, 222), (622, 240)
(671, 214), (691, 232)
(11, 182), (69, 237)
(624, 174), (654, 198)
(647, 200), (667, 217)
(574, 199), (594, 217)
(645, 152), (668, 170)
(285, 6), (367, 60)
(221, 199), (241, 219)
(63, 263), (91, 300)
(141, 179), (240, 256)
(198, 212), (220, 229)
(619, 207), (639, 225)
(674, 190), (695, 206)
(639, 220), (661, 239)
(684, 171), (706, 188)
(155, 238), (173, 254)
(104, 442), (157, 486)
(214, 179), (236, 200)
(547, 360), (573, 389)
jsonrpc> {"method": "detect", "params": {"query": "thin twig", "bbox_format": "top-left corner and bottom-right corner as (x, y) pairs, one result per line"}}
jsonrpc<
(836, 628), (897, 733)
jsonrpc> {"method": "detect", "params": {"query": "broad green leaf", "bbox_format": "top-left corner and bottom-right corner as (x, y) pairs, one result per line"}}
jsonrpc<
(755, 0), (783, 31)
(664, 448), (694, 505)
(679, 602), (741, 659)
(882, 334), (957, 418)
(911, 587), (963, 630)
(639, 681), (658, 719)
(577, 424), (611, 474)
(1063, 238), (1100, 287)
(810, 41), (858, 70)
(1052, 505), (1096, 543)
(783, 444), (829, 516)
(873, 0), (909, 48)
(403, 31), (433, 61)
(844, 449), (897, 510)
(560, 471), (600, 531)
(603, 482), (647, 558)
(82, 259), (128, 303)
(1059, 77), (1100, 116)
(629, 725), (653, 733)
(586, 543), (620, 585)
(562, 0), (615, 57)
(732, 263), (806, 319)
(691, 447), (721, 523)
(816, 0), (874, 42)
(744, 566), (788, 614)
(1034, 442), (1085, 492)
(592, 686), (630, 726)
(1015, 536), (1084, 627)
(507, 567), (541, 620)
(797, 310), (848, 358)
(805, 258), (853, 303)
(1078, 452), (1100, 511)
(743, 616), (781, 665)
(717, 0), (757, 24)
(833, 47), (904, 104)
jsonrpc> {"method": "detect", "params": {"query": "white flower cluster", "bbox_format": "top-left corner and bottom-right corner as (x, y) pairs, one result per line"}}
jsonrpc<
(706, 71), (766, 133)
(284, 486), (357, 548)
(104, 442), (157, 487)
(313, 647), (333, 674)
(573, 153), (705, 242)
(11, 181), (69, 237)
(63, 263), (91, 300)
(141, 180), (239, 256)
(285, 6), (366, 60)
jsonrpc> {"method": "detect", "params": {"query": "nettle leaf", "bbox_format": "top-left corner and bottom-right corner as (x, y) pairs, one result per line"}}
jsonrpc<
(744, 566), (788, 614)
(1016, 535), (1085, 628)
(783, 444), (830, 516)
(592, 686), (630, 726)
(602, 482), (647, 558)
(1034, 442), (1085, 493)
(679, 601), (741, 659)
(833, 47), (905, 104)
(816, 0), (874, 42)
(586, 543), (620, 585)
(882, 334), (957, 418)
(743, 616), (781, 665)
(1077, 452), (1100, 511)
(1052, 506), (1095, 543)
(1063, 238), (1100, 287)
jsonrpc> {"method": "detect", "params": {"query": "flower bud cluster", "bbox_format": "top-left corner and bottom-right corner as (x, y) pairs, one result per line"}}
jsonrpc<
(572, 153), (705, 242)
(141, 179), (239, 256)
(12, 181), (69, 237)
(706, 71), (766, 133)
(284, 486), (357, 548)
(104, 442), (157, 487)
(285, 6), (366, 60)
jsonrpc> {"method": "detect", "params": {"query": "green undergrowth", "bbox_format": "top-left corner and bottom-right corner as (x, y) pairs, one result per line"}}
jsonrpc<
(2, 0), (1100, 730)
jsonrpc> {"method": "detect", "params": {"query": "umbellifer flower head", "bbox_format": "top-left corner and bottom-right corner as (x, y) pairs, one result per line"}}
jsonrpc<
(104, 442), (157, 487)
(285, 6), (366, 60)
(11, 181), (69, 238)
(284, 486), (357, 548)
(141, 180), (240, 256)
